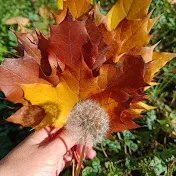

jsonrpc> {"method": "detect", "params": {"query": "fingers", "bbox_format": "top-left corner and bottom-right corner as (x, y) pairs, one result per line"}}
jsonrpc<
(46, 129), (76, 158)
(57, 150), (73, 173)
(57, 157), (65, 174)
(76, 145), (96, 159)
(27, 127), (95, 161)
(85, 149), (96, 159)
(27, 127), (57, 144)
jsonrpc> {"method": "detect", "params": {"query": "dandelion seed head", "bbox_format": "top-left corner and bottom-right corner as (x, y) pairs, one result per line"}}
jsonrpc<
(65, 99), (109, 145)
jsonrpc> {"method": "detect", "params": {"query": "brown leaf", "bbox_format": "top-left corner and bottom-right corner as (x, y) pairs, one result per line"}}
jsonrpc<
(16, 32), (41, 64)
(6, 105), (45, 127)
(5, 16), (30, 26)
(38, 5), (53, 19)
(0, 58), (41, 103)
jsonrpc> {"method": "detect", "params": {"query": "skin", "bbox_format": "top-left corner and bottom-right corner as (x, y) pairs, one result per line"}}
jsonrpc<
(0, 127), (96, 176)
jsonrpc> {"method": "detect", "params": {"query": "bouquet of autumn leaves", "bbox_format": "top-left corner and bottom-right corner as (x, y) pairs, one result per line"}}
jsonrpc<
(1, 0), (176, 148)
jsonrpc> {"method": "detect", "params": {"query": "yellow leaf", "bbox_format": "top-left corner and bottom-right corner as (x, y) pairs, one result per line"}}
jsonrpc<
(58, 0), (66, 10)
(20, 79), (78, 129)
(131, 102), (156, 114)
(107, 0), (133, 30)
(68, 0), (92, 18)
(126, 0), (152, 20)
(145, 52), (176, 83)
(147, 16), (159, 32)
(107, 0), (152, 30)
(58, 0), (92, 18)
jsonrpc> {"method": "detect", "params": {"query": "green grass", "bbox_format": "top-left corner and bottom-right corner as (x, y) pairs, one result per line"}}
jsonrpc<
(0, 0), (176, 175)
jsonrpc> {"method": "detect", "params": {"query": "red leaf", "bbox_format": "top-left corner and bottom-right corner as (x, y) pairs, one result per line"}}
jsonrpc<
(37, 31), (52, 76)
(49, 13), (88, 70)
(110, 54), (147, 89)
(36, 31), (60, 86)
(82, 17), (109, 70)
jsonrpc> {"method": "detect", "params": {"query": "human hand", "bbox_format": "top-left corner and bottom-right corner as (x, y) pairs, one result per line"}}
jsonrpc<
(0, 127), (96, 176)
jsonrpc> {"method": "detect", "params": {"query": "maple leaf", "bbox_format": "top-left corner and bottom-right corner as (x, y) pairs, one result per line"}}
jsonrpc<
(100, 13), (157, 62)
(16, 31), (60, 86)
(81, 16), (109, 70)
(91, 54), (146, 133)
(145, 52), (176, 83)
(0, 58), (42, 103)
(48, 13), (88, 71)
(58, 0), (92, 18)
(94, 0), (152, 30)
(1, 0), (176, 136)
(16, 32), (41, 64)
(19, 58), (113, 129)
(36, 31), (60, 86)
(115, 13), (153, 54)
(20, 81), (78, 129)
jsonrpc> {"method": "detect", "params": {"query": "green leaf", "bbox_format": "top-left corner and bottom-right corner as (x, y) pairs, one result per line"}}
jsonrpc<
(102, 139), (121, 153)
(125, 156), (136, 170)
(82, 157), (102, 176)
(149, 156), (167, 176)
(125, 139), (138, 152)
(105, 161), (123, 176)
(123, 130), (136, 140)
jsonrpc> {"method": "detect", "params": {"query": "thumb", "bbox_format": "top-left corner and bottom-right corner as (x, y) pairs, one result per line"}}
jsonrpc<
(46, 129), (76, 158)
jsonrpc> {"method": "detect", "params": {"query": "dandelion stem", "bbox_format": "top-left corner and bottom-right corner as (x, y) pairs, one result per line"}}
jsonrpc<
(72, 159), (75, 176)
(76, 144), (86, 176)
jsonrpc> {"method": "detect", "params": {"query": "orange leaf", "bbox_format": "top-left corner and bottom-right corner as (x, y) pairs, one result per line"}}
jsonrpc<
(115, 13), (153, 54)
